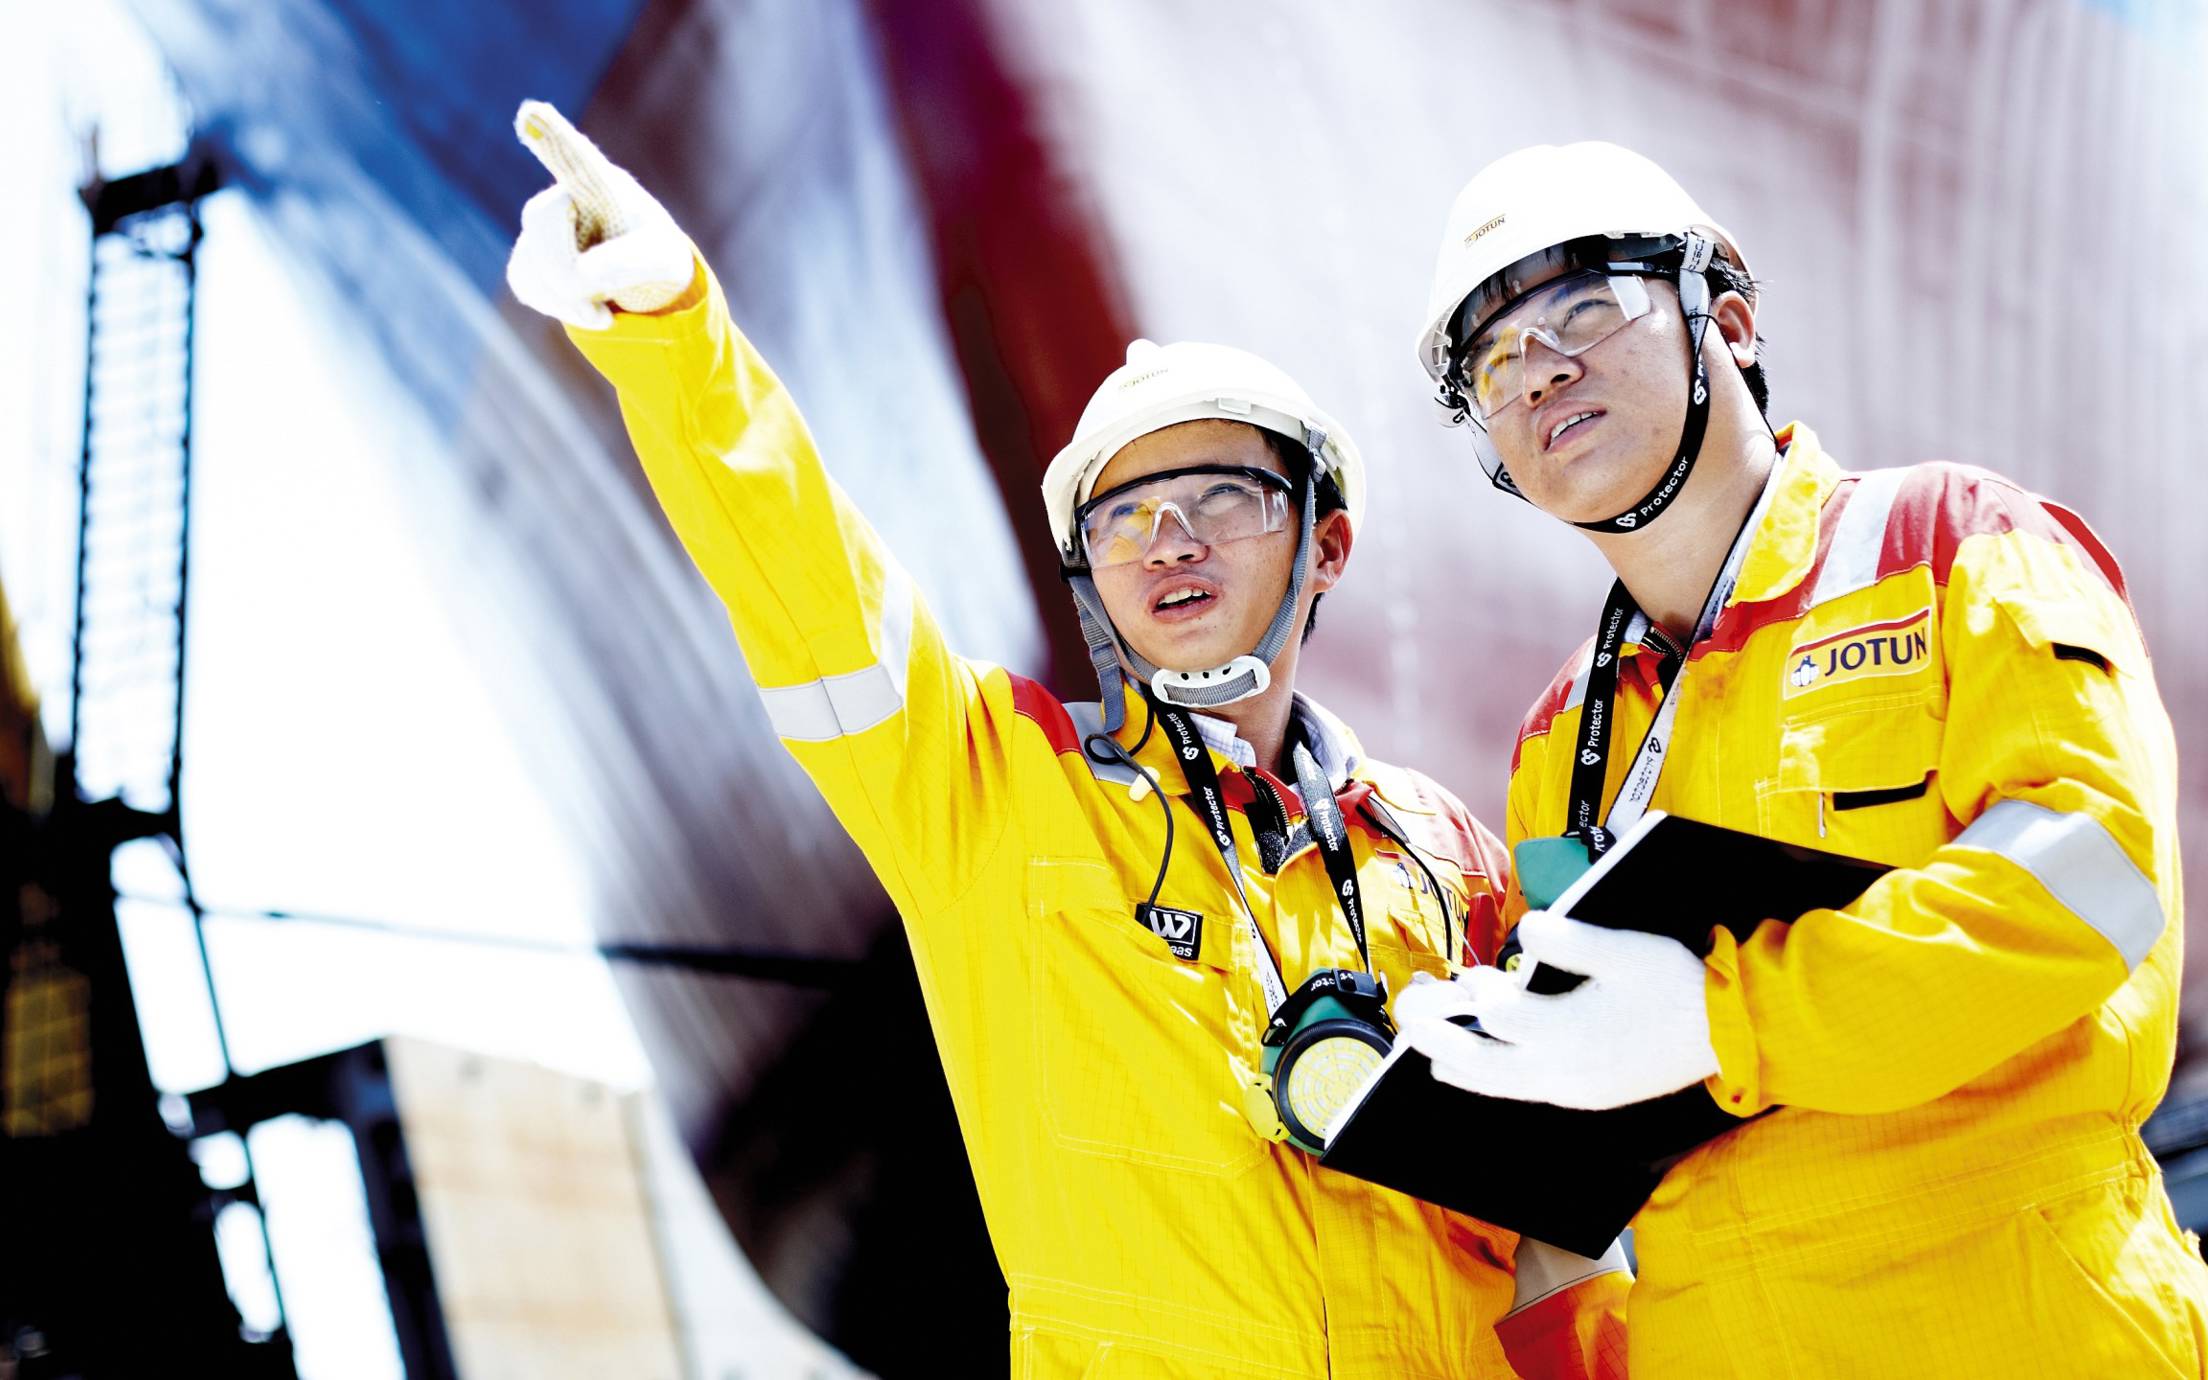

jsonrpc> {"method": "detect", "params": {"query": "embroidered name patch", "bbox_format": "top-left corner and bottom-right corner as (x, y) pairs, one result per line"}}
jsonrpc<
(1785, 609), (1932, 697)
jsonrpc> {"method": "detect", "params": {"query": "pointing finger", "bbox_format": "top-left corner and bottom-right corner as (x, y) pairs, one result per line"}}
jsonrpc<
(515, 100), (628, 246)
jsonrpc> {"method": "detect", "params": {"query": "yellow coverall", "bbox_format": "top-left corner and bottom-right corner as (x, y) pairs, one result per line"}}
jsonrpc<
(1507, 424), (2208, 1377)
(571, 258), (1628, 1378)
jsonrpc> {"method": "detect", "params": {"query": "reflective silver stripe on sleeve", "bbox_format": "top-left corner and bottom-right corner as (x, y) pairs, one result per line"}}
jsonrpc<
(758, 563), (916, 743)
(1560, 647), (1594, 714)
(1809, 467), (1909, 607)
(1561, 663), (1591, 714)
(1506, 1236), (1632, 1317)
(1955, 798), (2166, 970)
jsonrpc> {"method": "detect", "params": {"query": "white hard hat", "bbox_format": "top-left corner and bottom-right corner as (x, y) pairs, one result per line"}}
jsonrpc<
(1415, 142), (1749, 384)
(1042, 340), (1367, 563)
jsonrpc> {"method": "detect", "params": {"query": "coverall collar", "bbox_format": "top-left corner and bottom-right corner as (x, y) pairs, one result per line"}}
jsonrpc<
(1600, 424), (1837, 674)
(1112, 684), (1365, 796)
(1730, 422), (1844, 607)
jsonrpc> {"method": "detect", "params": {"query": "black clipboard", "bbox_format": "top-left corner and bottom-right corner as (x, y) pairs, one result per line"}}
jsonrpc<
(1317, 811), (1889, 1255)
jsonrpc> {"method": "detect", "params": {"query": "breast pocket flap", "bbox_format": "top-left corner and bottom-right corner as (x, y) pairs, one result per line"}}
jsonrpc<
(1993, 591), (2142, 679)
(1777, 705), (1943, 797)
(1027, 857), (1233, 970)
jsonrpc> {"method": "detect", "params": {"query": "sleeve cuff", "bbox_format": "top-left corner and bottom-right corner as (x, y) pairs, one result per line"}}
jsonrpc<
(565, 250), (716, 352)
(1703, 926), (1766, 1117)
(1496, 1268), (1630, 1380)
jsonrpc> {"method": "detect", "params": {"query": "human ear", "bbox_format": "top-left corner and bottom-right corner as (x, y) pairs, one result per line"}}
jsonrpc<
(1309, 510), (1354, 593)
(1711, 290), (1759, 368)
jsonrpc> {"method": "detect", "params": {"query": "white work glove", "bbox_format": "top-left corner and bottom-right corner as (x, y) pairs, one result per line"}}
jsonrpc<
(1398, 911), (1719, 1111)
(506, 100), (693, 330)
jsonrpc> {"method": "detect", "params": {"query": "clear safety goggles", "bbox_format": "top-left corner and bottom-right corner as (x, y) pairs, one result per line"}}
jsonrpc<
(1077, 465), (1295, 569)
(1450, 269), (1654, 420)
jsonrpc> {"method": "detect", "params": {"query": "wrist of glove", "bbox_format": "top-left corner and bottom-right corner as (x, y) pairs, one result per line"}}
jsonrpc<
(1397, 910), (1719, 1111)
(507, 101), (695, 331)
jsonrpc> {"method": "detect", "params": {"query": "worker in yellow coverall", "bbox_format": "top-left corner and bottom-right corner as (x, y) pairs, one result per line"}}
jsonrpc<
(1400, 140), (2208, 1377)
(504, 105), (1628, 1378)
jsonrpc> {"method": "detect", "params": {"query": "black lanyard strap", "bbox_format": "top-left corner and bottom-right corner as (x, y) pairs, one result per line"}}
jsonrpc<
(1154, 701), (1246, 874)
(1290, 741), (1369, 973)
(1564, 584), (1642, 858)
(1151, 702), (1371, 1011)
(1562, 460), (1786, 860)
(1564, 587), (1693, 859)
(1153, 703), (1289, 1013)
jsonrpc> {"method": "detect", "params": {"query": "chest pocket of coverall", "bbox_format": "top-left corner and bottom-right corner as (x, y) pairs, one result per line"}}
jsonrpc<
(1366, 845), (1465, 978)
(1760, 700), (1955, 868)
(1362, 784), (1481, 973)
(1027, 857), (1264, 1176)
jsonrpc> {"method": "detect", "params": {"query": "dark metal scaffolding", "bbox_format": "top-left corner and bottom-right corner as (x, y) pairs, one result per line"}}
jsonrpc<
(0, 143), (301, 1379)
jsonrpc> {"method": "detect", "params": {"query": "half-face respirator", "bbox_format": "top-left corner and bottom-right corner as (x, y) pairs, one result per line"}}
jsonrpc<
(1260, 967), (1395, 1153)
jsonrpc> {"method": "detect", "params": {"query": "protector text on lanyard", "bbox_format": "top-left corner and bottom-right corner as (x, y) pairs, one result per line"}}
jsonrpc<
(1150, 702), (1369, 1019)
(1564, 461), (1786, 859)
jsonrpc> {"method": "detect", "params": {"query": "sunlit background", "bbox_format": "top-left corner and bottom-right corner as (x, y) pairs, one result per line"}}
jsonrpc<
(5, 1), (2206, 1376)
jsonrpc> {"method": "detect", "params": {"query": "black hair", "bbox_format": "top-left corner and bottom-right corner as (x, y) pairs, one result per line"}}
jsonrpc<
(1257, 426), (1346, 645)
(1705, 256), (1771, 418)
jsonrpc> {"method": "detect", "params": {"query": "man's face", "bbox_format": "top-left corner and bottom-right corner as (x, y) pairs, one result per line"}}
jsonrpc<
(1086, 419), (1335, 675)
(1473, 270), (1698, 525)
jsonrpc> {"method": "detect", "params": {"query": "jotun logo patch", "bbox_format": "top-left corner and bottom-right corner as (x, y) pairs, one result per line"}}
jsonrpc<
(1785, 609), (1932, 697)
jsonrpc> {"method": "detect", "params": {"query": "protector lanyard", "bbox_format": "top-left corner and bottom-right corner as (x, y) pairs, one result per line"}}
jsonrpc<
(1291, 740), (1370, 972)
(1564, 461), (1787, 859)
(1152, 702), (1369, 1017)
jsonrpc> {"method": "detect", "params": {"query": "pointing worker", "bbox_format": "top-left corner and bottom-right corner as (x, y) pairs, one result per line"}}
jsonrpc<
(506, 104), (1628, 1377)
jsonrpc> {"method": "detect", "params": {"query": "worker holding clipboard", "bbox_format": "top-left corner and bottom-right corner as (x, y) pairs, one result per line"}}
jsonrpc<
(1402, 141), (2208, 1378)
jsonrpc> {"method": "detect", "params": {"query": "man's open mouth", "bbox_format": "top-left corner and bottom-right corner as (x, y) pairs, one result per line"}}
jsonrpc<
(1153, 586), (1217, 616)
(1546, 409), (1602, 449)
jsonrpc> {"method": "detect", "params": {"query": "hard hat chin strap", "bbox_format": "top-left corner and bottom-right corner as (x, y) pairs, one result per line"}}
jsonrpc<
(1561, 232), (1718, 535)
(1068, 439), (1322, 734)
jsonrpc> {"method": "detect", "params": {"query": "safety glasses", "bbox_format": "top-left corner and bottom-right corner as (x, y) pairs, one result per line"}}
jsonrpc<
(1077, 465), (1295, 569)
(1451, 270), (1654, 420)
